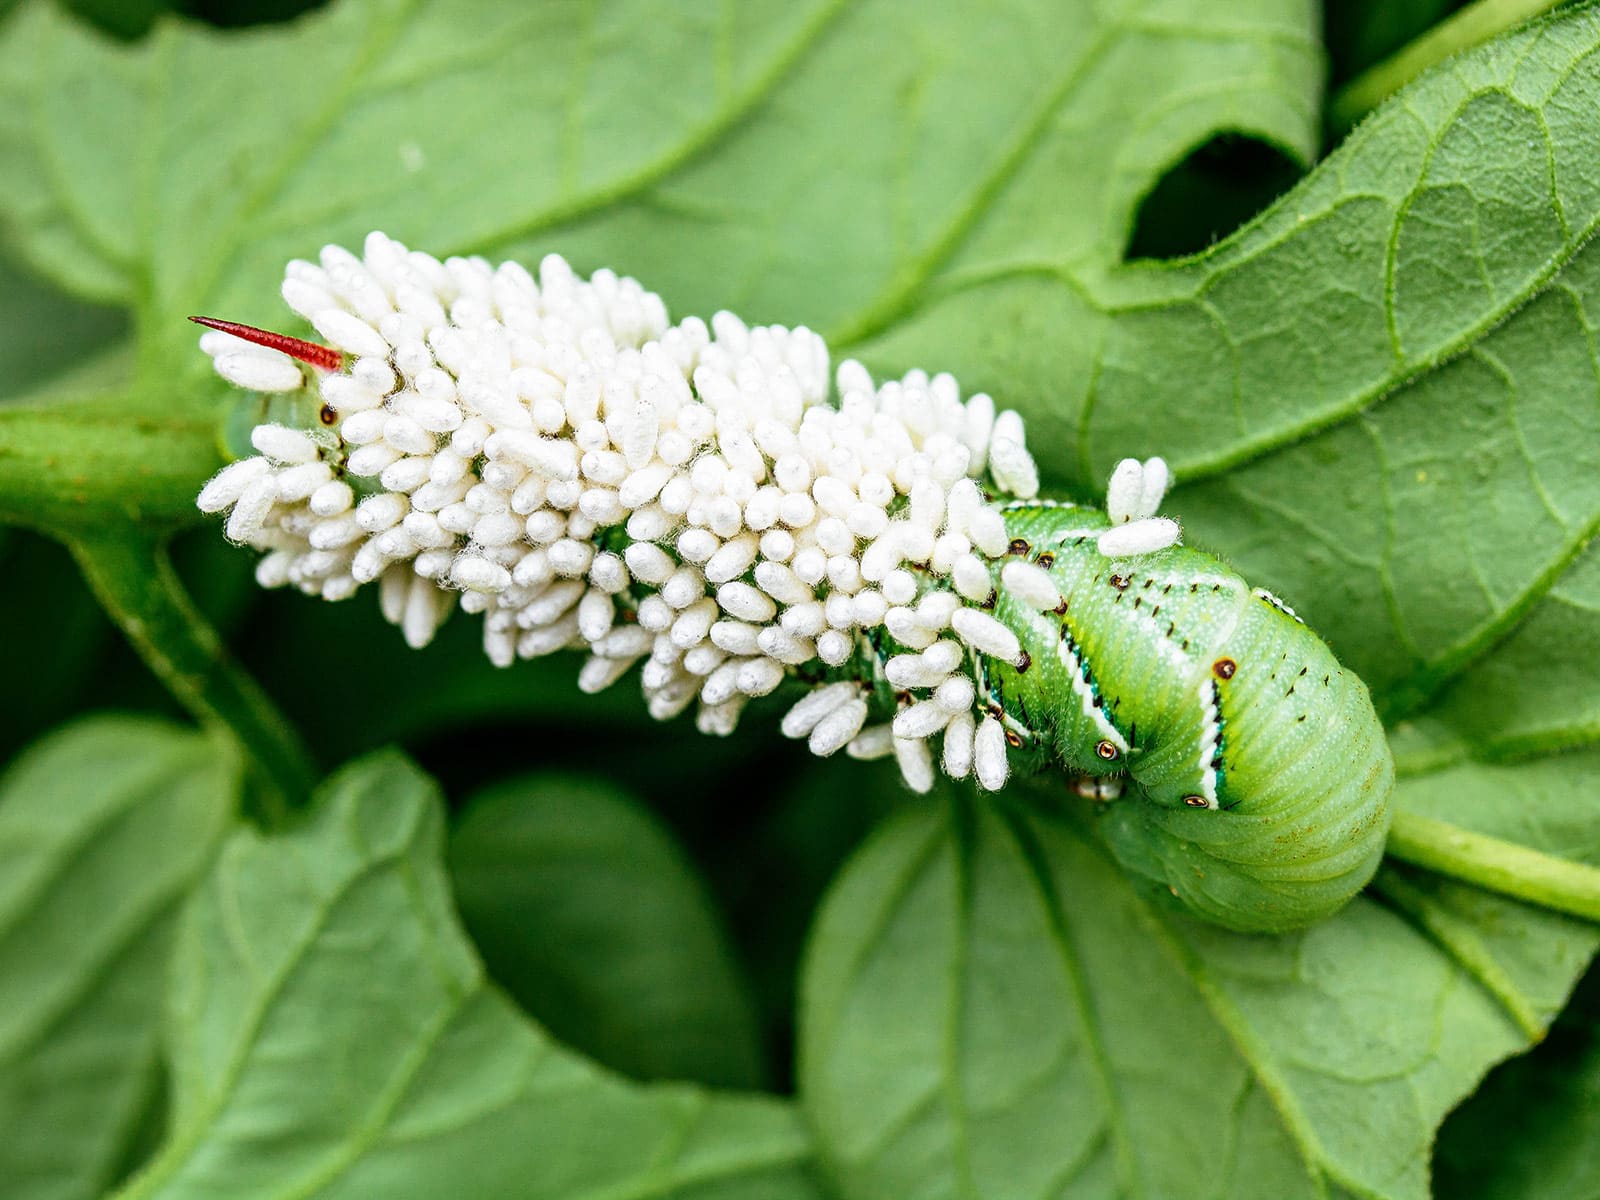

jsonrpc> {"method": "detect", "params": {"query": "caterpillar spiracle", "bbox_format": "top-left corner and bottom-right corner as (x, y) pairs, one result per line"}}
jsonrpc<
(194, 232), (1393, 933)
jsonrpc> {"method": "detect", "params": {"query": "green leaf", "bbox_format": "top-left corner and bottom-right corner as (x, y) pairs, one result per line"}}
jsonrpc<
(0, 715), (238, 1200)
(799, 791), (1590, 1200)
(449, 772), (766, 1089)
(1393, 538), (1600, 763)
(1375, 747), (1600, 1032)
(850, 2), (1600, 734)
(1367, 550), (1600, 937)
(120, 750), (822, 1200)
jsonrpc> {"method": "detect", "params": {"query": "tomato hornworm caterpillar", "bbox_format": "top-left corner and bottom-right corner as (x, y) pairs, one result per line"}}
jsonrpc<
(194, 233), (1392, 932)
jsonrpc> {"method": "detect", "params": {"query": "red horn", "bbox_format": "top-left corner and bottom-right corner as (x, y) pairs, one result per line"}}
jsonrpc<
(189, 315), (344, 372)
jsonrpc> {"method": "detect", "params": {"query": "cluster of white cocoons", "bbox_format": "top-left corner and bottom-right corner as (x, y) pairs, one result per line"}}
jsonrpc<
(198, 232), (1177, 794)
(1099, 457), (1180, 557)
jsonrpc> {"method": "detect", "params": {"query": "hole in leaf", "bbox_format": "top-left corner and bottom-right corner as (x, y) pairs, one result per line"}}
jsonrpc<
(1125, 133), (1303, 262)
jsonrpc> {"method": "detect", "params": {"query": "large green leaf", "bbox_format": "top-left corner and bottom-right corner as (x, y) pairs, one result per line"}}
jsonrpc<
(449, 772), (767, 1089)
(859, 3), (1600, 726)
(118, 750), (821, 1200)
(0, 716), (238, 1200)
(1393, 532), (1600, 761)
(799, 790), (1594, 1200)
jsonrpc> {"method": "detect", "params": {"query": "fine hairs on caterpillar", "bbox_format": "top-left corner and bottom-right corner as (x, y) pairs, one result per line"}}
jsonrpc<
(194, 232), (1393, 933)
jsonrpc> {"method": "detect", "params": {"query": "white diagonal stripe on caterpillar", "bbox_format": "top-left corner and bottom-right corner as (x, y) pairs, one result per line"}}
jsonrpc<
(1055, 627), (1130, 754)
(1193, 679), (1224, 810)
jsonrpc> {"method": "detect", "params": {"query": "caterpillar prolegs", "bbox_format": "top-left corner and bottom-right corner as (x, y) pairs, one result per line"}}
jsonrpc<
(195, 232), (1393, 933)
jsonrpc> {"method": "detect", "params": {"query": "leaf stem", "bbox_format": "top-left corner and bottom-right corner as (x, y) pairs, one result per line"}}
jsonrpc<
(68, 532), (314, 823)
(0, 393), (218, 536)
(1387, 810), (1600, 923)
(1330, 0), (1569, 131)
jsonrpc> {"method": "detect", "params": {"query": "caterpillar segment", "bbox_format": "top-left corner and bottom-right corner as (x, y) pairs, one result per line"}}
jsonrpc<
(981, 505), (1393, 931)
(194, 232), (1393, 933)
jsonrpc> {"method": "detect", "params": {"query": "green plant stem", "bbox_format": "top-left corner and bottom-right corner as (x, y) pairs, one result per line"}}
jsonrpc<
(1331, 0), (1569, 131)
(0, 394), (219, 536)
(69, 532), (314, 823)
(1388, 811), (1600, 923)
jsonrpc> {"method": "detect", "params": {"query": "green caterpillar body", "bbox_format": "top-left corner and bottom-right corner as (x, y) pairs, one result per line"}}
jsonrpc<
(979, 502), (1393, 933)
